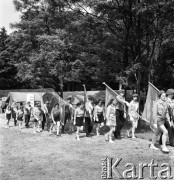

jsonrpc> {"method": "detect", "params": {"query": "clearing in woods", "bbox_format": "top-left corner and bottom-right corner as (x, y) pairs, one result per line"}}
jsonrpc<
(0, 114), (174, 180)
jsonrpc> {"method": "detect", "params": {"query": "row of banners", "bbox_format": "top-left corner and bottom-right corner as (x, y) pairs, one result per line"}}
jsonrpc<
(104, 82), (159, 125)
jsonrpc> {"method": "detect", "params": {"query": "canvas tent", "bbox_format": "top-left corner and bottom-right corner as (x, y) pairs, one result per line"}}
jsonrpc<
(6, 91), (65, 110)
(7, 92), (45, 107)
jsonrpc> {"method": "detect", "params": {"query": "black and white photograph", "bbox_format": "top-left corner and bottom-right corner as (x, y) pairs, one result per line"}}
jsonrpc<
(0, 0), (174, 179)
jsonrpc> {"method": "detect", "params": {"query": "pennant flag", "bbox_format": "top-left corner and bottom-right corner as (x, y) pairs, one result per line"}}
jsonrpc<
(103, 83), (118, 113)
(142, 82), (159, 124)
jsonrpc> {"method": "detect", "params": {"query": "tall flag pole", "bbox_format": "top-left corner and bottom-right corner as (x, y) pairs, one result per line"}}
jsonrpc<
(141, 82), (159, 129)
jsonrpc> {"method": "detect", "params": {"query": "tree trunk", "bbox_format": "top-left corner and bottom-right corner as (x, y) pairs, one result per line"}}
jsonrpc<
(119, 83), (122, 90)
(59, 75), (63, 98)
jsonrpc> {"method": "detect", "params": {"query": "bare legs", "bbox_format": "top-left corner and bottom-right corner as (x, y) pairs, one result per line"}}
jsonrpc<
(76, 126), (80, 140)
(150, 125), (169, 152)
(96, 123), (100, 136)
(6, 119), (10, 128)
(33, 121), (41, 133)
(127, 121), (137, 138)
(105, 126), (116, 143)
(18, 121), (23, 129)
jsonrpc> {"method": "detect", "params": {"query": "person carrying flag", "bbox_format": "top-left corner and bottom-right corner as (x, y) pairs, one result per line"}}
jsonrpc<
(105, 98), (117, 143)
(150, 90), (170, 153)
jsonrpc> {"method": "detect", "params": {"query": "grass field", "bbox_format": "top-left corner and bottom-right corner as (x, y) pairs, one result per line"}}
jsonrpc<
(0, 114), (174, 180)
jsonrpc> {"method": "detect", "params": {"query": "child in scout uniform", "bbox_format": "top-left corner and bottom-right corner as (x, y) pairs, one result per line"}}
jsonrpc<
(127, 94), (139, 138)
(94, 100), (105, 136)
(50, 103), (62, 136)
(16, 103), (24, 129)
(5, 104), (12, 128)
(150, 90), (170, 153)
(105, 99), (117, 143)
(74, 102), (84, 140)
(33, 104), (43, 133)
(159, 89), (174, 146)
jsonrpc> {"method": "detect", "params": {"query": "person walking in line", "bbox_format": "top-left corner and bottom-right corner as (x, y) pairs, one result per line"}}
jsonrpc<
(11, 100), (17, 126)
(94, 100), (105, 136)
(127, 94), (139, 139)
(114, 89), (129, 139)
(50, 103), (62, 136)
(33, 104), (43, 134)
(74, 102), (84, 140)
(84, 98), (94, 137)
(105, 99), (117, 143)
(62, 97), (73, 134)
(25, 101), (32, 128)
(16, 103), (24, 130)
(150, 90), (170, 153)
(159, 89), (174, 147)
(5, 104), (12, 129)
(43, 101), (51, 131)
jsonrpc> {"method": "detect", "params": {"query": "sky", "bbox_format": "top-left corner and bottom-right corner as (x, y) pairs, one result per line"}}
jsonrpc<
(0, 0), (21, 33)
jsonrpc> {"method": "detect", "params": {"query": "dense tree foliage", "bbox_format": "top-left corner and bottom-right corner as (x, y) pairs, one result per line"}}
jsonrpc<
(0, 0), (174, 96)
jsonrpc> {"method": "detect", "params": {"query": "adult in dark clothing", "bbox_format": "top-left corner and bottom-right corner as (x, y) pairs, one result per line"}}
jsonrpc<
(113, 89), (129, 139)
(11, 101), (17, 126)
(84, 99), (94, 137)
(159, 89), (174, 146)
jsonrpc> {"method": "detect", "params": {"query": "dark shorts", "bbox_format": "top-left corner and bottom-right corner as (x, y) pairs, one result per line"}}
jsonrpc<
(95, 114), (104, 123)
(116, 109), (125, 126)
(76, 117), (83, 127)
(53, 114), (60, 122)
(17, 116), (23, 121)
(25, 115), (29, 121)
(6, 114), (11, 120)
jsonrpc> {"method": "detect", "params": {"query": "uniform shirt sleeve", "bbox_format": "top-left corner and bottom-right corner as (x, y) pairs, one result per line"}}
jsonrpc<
(116, 95), (126, 104)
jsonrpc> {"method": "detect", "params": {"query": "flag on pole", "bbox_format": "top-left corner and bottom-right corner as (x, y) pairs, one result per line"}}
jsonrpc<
(103, 83), (118, 113)
(142, 82), (159, 124)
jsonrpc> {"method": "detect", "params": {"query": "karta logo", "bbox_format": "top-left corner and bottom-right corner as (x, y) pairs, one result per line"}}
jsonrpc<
(101, 158), (173, 179)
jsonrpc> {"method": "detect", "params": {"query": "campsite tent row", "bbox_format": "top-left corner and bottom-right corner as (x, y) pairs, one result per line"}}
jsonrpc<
(0, 89), (65, 110)
(0, 89), (146, 111)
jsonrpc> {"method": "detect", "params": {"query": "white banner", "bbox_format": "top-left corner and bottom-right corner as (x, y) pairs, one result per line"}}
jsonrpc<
(26, 94), (35, 107)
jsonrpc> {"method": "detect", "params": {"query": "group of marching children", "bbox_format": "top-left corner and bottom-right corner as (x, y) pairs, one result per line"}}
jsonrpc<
(73, 90), (140, 142)
(4, 91), (140, 141)
(5, 101), (63, 136)
(104, 90), (139, 143)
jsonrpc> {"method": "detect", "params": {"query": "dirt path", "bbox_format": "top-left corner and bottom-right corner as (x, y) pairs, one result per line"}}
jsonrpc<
(0, 114), (174, 180)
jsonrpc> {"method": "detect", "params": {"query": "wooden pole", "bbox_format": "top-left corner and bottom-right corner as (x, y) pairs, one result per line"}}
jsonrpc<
(148, 82), (160, 92)
(102, 82), (118, 96)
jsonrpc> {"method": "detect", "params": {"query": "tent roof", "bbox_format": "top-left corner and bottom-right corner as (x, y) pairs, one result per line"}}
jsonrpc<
(7, 92), (45, 103)
(0, 88), (55, 98)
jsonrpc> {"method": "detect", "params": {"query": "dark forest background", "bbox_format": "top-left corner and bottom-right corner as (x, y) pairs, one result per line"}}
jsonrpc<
(0, 0), (174, 97)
